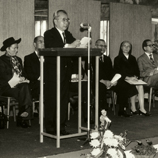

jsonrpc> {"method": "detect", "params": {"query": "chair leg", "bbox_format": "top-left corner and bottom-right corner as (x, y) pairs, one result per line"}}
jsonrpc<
(13, 105), (16, 122)
(152, 89), (155, 108)
(149, 88), (152, 112)
(7, 98), (11, 129)
(68, 102), (71, 120)
(111, 91), (116, 115)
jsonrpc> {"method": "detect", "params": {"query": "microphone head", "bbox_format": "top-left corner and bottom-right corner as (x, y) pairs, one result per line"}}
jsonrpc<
(80, 23), (84, 28)
(80, 23), (90, 28)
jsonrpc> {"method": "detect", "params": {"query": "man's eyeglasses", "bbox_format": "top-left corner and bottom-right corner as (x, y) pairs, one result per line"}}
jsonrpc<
(97, 45), (107, 48)
(57, 18), (70, 23)
(147, 44), (154, 47)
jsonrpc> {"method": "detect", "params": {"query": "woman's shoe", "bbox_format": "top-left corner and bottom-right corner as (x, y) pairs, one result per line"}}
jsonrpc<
(130, 110), (139, 115)
(138, 110), (151, 116)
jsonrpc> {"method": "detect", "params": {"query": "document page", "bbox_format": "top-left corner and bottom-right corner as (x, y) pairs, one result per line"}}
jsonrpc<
(77, 37), (91, 48)
(125, 79), (147, 85)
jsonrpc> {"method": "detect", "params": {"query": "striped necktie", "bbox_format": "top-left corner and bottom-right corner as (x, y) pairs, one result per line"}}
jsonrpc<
(149, 54), (155, 65)
(62, 32), (66, 44)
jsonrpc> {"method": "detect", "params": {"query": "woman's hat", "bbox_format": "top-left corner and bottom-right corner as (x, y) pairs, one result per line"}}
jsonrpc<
(0, 37), (21, 51)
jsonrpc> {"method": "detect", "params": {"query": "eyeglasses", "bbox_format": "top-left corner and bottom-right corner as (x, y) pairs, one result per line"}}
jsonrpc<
(57, 18), (70, 23)
(147, 44), (153, 47)
(97, 45), (107, 48)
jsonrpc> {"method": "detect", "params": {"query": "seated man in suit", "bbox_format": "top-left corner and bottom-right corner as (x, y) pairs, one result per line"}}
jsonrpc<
(85, 39), (117, 117)
(24, 36), (44, 100)
(137, 39), (158, 87)
(94, 39), (117, 112)
(0, 37), (33, 128)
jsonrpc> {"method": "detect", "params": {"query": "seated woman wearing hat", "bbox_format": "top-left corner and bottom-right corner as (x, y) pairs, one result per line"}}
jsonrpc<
(0, 37), (33, 128)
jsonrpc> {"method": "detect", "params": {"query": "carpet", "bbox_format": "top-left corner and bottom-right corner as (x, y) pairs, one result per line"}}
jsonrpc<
(39, 137), (158, 158)
(1, 100), (158, 158)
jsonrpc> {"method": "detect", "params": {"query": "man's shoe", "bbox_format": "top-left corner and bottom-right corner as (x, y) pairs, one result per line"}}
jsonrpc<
(60, 130), (70, 135)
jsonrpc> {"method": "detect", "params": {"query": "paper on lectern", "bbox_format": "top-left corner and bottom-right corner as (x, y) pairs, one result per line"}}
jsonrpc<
(77, 37), (91, 48)
(125, 79), (147, 85)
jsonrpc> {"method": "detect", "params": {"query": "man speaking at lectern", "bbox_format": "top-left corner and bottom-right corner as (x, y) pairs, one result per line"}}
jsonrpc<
(44, 10), (80, 135)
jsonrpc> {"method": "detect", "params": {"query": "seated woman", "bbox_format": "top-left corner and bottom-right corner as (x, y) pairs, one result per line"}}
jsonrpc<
(114, 41), (150, 117)
(0, 37), (33, 128)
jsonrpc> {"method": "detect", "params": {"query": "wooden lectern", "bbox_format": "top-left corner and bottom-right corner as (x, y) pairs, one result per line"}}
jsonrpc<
(39, 48), (101, 148)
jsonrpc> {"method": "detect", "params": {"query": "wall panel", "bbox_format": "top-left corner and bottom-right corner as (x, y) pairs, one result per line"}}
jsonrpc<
(0, 0), (34, 61)
(48, 0), (100, 47)
(110, 3), (152, 63)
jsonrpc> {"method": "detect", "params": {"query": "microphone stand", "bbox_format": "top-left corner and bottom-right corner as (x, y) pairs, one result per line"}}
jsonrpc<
(80, 24), (92, 147)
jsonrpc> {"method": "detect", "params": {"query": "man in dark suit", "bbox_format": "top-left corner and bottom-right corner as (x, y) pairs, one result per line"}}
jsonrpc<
(24, 36), (44, 100)
(44, 10), (80, 135)
(0, 37), (32, 128)
(137, 39), (158, 87)
(94, 39), (117, 112)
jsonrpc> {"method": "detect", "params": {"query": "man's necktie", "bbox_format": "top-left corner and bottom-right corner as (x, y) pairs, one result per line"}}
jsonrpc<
(149, 54), (155, 65)
(100, 54), (104, 62)
(62, 32), (66, 44)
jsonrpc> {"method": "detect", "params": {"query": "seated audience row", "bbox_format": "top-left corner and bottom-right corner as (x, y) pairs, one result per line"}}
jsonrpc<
(0, 36), (156, 131)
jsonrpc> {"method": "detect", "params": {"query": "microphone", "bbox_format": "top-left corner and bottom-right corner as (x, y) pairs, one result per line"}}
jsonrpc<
(80, 23), (91, 29)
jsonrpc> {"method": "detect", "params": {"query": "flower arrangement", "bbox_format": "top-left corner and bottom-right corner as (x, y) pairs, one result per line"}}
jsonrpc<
(86, 110), (129, 158)
(131, 140), (157, 158)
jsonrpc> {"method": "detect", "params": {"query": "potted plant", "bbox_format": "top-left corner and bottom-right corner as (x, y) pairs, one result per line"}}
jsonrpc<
(86, 110), (130, 158)
(131, 140), (157, 158)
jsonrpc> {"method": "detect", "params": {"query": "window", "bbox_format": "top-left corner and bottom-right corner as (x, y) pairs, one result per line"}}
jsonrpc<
(152, 18), (158, 42)
(100, 20), (109, 56)
(35, 20), (47, 36)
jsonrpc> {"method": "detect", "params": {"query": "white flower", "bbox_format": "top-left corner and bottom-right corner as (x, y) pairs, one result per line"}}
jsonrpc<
(104, 138), (119, 147)
(91, 148), (102, 156)
(101, 109), (107, 116)
(114, 135), (124, 142)
(89, 139), (100, 148)
(107, 148), (118, 158)
(104, 130), (113, 138)
(90, 131), (100, 139)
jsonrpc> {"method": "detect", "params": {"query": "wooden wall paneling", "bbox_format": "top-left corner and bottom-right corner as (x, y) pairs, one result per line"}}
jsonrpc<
(0, 1), (4, 56)
(0, 0), (34, 61)
(110, 3), (152, 63)
(152, 24), (156, 41)
(87, 1), (101, 46)
(48, 0), (100, 47)
(109, 3), (123, 61)
(132, 5), (152, 57)
(17, 0), (34, 60)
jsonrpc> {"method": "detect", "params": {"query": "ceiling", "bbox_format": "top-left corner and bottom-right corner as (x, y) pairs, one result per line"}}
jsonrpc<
(35, 0), (158, 20)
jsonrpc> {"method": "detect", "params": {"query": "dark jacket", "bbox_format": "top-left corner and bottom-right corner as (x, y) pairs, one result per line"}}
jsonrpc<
(114, 52), (140, 81)
(0, 54), (24, 95)
(44, 27), (75, 48)
(44, 27), (76, 82)
(24, 52), (40, 82)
